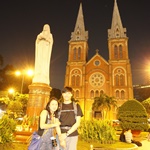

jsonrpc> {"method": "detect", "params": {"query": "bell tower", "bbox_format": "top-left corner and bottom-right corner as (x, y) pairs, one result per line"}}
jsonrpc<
(64, 3), (88, 109)
(108, 0), (133, 106)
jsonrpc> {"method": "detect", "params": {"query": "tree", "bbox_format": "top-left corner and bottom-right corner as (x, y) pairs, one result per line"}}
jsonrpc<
(142, 97), (150, 118)
(7, 100), (23, 119)
(0, 96), (9, 111)
(117, 99), (148, 131)
(50, 88), (61, 99)
(0, 93), (29, 119)
(0, 65), (32, 93)
(0, 64), (18, 91)
(13, 93), (29, 116)
(92, 94), (117, 120)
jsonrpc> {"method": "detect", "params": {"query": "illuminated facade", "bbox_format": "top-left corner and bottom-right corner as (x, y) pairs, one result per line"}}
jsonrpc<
(64, 0), (133, 119)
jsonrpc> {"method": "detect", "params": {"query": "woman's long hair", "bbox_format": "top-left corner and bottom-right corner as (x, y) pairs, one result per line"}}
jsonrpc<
(45, 97), (58, 117)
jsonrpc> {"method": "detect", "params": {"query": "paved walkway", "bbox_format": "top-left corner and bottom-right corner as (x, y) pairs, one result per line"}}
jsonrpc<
(92, 137), (150, 150)
(137, 140), (150, 150)
(92, 140), (149, 150)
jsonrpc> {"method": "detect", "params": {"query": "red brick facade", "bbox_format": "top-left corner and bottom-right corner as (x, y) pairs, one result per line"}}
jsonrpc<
(64, 2), (133, 120)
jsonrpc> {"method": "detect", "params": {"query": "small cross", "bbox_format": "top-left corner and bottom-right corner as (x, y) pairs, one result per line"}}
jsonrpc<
(96, 49), (99, 54)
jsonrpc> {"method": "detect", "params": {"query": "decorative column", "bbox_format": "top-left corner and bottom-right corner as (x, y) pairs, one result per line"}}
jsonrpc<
(26, 83), (51, 131)
(26, 83), (51, 117)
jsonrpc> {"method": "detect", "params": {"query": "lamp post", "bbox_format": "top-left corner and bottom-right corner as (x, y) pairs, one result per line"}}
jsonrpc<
(21, 73), (25, 94)
(15, 69), (34, 94)
(145, 65), (150, 85)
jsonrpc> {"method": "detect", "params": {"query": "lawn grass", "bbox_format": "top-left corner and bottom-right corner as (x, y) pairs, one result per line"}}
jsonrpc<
(77, 139), (136, 150)
(0, 132), (148, 150)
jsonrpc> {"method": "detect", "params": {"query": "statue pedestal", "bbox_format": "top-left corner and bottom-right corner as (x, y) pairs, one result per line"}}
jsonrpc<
(26, 83), (52, 118)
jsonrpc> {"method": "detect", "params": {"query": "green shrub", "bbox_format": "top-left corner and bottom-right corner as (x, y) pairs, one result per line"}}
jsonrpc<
(78, 119), (117, 143)
(117, 99), (148, 131)
(0, 115), (16, 144)
(142, 97), (150, 117)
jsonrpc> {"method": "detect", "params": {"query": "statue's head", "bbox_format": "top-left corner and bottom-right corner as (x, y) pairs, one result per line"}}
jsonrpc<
(43, 24), (50, 32)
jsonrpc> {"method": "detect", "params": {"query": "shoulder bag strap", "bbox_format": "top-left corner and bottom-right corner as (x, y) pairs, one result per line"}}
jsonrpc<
(42, 129), (49, 137)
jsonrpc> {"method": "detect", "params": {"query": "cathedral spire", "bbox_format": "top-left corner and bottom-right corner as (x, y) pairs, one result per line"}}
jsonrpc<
(108, 0), (127, 39)
(70, 3), (88, 42)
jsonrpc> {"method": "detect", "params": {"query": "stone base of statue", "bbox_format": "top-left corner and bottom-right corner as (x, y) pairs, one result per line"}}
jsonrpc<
(26, 83), (52, 118)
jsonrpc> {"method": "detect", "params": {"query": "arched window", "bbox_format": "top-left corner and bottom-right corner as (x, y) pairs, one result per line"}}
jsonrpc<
(78, 47), (81, 60)
(114, 68), (126, 86)
(114, 45), (118, 59)
(76, 90), (79, 98)
(90, 90), (94, 98)
(120, 75), (125, 86)
(100, 90), (104, 95)
(76, 75), (80, 86)
(121, 90), (125, 99)
(115, 75), (119, 86)
(119, 45), (123, 58)
(71, 69), (81, 87)
(95, 90), (99, 97)
(116, 90), (119, 98)
(73, 48), (77, 60)
(71, 75), (75, 86)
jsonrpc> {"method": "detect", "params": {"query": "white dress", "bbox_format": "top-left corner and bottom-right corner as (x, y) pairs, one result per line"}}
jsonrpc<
(32, 24), (53, 85)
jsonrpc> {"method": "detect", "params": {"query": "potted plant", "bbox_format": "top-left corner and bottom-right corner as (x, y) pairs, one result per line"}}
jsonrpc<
(117, 99), (149, 136)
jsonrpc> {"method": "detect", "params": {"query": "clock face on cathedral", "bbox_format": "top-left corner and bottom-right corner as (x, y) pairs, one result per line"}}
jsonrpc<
(89, 73), (105, 87)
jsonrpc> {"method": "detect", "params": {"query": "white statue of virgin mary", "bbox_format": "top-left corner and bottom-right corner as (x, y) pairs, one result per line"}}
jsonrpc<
(32, 24), (53, 85)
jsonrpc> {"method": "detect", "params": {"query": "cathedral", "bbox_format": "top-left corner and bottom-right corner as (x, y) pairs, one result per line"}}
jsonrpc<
(64, 0), (133, 120)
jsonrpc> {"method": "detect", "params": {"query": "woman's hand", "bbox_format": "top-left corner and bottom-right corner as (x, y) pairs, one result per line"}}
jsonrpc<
(54, 120), (61, 127)
(60, 140), (66, 148)
(60, 133), (68, 140)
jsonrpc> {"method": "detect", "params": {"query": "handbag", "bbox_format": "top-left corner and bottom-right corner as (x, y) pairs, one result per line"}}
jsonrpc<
(28, 131), (41, 150)
(27, 130), (48, 150)
(27, 111), (49, 150)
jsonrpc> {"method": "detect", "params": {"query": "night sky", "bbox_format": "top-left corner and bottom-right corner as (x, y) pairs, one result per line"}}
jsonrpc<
(0, 0), (150, 89)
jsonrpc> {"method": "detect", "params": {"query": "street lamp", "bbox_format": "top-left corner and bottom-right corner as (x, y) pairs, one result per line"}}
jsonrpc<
(8, 88), (15, 99)
(15, 69), (34, 94)
(8, 88), (15, 94)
